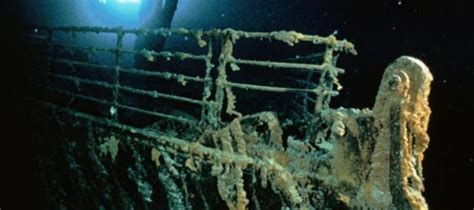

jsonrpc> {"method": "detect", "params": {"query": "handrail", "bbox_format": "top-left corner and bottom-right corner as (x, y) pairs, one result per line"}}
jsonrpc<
(25, 26), (356, 126)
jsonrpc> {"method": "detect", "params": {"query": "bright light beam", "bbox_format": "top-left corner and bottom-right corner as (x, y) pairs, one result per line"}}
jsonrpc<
(116, 0), (141, 3)
(99, 0), (141, 4)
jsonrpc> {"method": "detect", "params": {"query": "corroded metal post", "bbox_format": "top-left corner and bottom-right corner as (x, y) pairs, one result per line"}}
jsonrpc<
(112, 28), (124, 121)
(213, 33), (234, 125)
(200, 37), (216, 126)
(358, 56), (433, 209)
(314, 56), (432, 209)
(314, 45), (335, 114)
(313, 35), (346, 115)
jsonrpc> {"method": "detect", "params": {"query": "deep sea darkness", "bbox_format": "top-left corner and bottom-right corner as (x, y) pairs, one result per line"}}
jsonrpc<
(2, 0), (473, 209)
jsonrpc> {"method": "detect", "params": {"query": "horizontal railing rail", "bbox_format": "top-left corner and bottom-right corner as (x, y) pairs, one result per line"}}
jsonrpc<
(23, 26), (356, 128)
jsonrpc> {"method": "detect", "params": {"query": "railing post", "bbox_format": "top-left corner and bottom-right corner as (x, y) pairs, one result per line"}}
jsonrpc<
(112, 27), (124, 121)
(200, 37), (216, 126)
(212, 33), (234, 126)
(314, 41), (336, 114)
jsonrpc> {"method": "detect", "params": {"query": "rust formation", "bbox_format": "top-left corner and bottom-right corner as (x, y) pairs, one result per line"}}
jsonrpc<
(23, 26), (432, 209)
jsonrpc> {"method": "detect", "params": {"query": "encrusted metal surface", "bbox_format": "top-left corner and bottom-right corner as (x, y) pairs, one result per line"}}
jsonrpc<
(23, 26), (431, 209)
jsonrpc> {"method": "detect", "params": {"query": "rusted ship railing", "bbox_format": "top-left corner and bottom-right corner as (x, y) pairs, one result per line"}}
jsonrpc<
(22, 26), (433, 210)
(25, 26), (356, 127)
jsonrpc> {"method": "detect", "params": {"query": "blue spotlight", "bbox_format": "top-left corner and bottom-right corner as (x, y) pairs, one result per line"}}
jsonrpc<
(99, 0), (141, 4)
(96, 0), (141, 15)
(90, 0), (141, 27)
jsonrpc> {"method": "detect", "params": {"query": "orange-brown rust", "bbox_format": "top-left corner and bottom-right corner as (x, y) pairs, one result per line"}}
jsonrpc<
(357, 56), (432, 209)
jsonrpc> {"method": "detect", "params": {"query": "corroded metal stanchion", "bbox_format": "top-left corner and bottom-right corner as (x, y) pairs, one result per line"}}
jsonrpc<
(356, 56), (432, 209)
(112, 27), (124, 121)
(213, 33), (234, 124)
(313, 35), (346, 115)
(314, 45), (334, 114)
(200, 37), (217, 127)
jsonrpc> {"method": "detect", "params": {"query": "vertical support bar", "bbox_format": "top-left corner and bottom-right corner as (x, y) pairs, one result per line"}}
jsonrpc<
(112, 27), (124, 121)
(200, 37), (215, 125)
(314, 44), (335, 114)
(213, 34), (234, 125)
